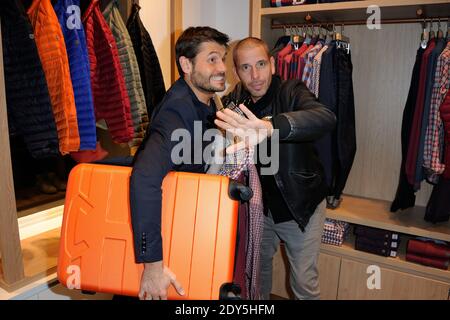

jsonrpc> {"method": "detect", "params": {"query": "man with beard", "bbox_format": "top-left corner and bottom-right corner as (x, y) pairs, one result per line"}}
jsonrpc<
(130, 27), (229, 300)
(216, 37), (336, 300)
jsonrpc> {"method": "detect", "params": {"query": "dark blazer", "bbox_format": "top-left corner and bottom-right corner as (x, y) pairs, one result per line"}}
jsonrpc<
(130, 78), (215, 263)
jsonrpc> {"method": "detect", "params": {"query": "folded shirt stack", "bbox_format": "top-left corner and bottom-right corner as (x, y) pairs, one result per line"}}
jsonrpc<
(354, 225), (400, 257)
(321, 218), (350, 246)
(406, 238), (450, 270)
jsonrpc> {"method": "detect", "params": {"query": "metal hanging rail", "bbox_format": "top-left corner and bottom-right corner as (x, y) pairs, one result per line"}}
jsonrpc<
(271, 17), (449, 29)
(271, 9), (450, 30)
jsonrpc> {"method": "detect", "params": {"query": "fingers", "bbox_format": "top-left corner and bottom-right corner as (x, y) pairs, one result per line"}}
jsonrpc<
(239, 104), (258, 120)
(171, 278), (185, 296)
(214, 119), (234, 131)
(138, 289), (145, 300)
(226, 141), (246, 154)
(216, 110), (247, 128)
(165, 266), (185, 297)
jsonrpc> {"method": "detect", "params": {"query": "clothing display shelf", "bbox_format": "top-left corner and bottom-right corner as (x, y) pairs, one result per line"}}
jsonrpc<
(253, 0), (450, 42)
(0, 0), (138, 293)
(251, 0), (450, 300)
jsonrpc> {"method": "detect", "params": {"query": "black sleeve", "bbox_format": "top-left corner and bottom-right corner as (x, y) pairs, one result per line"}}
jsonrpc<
(272, 81), (336, 142)
(130, 99), (195, 263)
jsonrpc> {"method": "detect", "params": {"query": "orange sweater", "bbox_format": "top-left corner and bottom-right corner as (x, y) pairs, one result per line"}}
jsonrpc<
(28, 0), (80, 154)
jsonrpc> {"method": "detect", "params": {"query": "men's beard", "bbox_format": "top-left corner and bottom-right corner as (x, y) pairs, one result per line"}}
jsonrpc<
(191, 71), (225, 93)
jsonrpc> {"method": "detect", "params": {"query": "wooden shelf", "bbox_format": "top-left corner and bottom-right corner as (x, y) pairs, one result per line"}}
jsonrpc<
(259, 0), (450, 24)
(326, 196), (450, 242)
(320, 233), (450, 283)
(0, 228), (60, 292)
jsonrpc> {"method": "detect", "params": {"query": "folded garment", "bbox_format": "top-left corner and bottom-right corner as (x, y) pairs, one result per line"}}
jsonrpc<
(356, 235), (399, 250)
(354, 225), (399, 242)
(355, 238), (397, 257)
(406, 252), (449, 270)
(322, 231), (345, 246)
(321, 218), (350, 246)
(407, 239), (450, 259)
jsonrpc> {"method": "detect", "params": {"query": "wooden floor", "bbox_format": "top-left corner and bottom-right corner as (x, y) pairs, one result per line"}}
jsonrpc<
(0, 228), (60, 292)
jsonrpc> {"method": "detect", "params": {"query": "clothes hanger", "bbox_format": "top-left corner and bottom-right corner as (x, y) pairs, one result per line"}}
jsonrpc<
(325, 24), (333, 45)
(318, 24), (325, 41)
(429, 19), (436, 39)
(305, 24), (313, 45)
(292, 26), (301, 50)
(294, 25), (304, 47)
(437, 18), (444, 39)
(421, 19), (429, 49)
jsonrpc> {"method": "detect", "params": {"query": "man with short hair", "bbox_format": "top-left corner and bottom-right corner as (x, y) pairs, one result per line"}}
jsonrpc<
(216, 37), (336, 300)
(130, 27), (229, 300)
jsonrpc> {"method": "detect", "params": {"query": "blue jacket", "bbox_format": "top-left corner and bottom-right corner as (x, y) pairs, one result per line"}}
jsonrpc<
(54, 0), (97, 150)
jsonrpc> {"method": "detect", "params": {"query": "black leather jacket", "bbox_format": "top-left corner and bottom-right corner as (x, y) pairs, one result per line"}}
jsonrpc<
(223, 76), (336, 230)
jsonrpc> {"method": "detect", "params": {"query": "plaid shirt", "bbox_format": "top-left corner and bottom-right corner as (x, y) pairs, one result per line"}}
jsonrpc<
(302, 42), (323, 86)
(312, 45), (329, 97)
(215, 106), (264, 300)
(424, 43), (450, 181)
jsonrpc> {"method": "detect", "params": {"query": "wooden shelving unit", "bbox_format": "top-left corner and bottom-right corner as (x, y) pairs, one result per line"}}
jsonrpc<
(321, 233), (450, 283)
(252, 0), (450, 299)
(252, 0), (450, 38)
(326, 195), (450, 242)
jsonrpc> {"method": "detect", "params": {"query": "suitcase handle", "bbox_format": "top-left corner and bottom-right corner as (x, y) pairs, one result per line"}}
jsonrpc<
(228, 180), (253, 202)
(219, 283), (242, 300)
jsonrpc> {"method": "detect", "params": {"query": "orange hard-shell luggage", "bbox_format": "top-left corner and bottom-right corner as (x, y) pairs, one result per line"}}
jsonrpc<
(57, 163), (243, 299)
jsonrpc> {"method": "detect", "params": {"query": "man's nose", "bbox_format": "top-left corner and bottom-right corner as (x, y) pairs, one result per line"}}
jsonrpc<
(251, 67), (259, 80)
(217, 60), (226, 73)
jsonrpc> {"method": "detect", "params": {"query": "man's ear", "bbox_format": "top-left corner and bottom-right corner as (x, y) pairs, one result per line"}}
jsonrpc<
(179, 56), (192, 75)
(233, 66), (239, 79)
(270, 56), (275, 75)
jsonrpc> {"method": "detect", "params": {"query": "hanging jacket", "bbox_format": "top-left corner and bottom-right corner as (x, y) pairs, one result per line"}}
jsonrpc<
(82, 0), (134, 144)
(127, 3), (166, 119)
(54, 0), (97, 151)
(0, 0), (59, 159)
(102, 0), (148, 147)
(27, 0), (80, 154)
(391, 47), (425, 212)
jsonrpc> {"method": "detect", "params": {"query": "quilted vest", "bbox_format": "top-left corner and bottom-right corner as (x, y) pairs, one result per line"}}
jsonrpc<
(0, 0), (59, 159)
(82, 0), (134, 143)
(54, 0), (97, 151)
(28, 0), (80, 154)
(103, 0), (148, 147)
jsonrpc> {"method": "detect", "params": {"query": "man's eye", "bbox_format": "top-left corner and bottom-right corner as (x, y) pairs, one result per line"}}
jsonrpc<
(241, 65), (250, 71)
(257, 61), (267, 68)
(209, 57), (216, 63)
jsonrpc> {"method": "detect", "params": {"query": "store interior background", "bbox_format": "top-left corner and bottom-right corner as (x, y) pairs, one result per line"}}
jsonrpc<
(2, 0), (449, 300)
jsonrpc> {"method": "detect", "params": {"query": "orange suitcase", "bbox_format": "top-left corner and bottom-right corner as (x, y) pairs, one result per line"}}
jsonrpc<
(57, 163), (244, 299)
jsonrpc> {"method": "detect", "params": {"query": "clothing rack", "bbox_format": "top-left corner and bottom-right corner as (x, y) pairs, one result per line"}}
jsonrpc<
(271, 14), (450, 30)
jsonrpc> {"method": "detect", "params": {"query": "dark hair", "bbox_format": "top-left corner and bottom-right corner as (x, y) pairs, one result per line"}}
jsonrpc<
(175, 26), (230, 76)
(232, 37), (271, 66)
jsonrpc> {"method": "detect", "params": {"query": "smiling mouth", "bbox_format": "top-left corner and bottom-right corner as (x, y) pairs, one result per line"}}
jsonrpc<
(211, 74), (225, 82)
